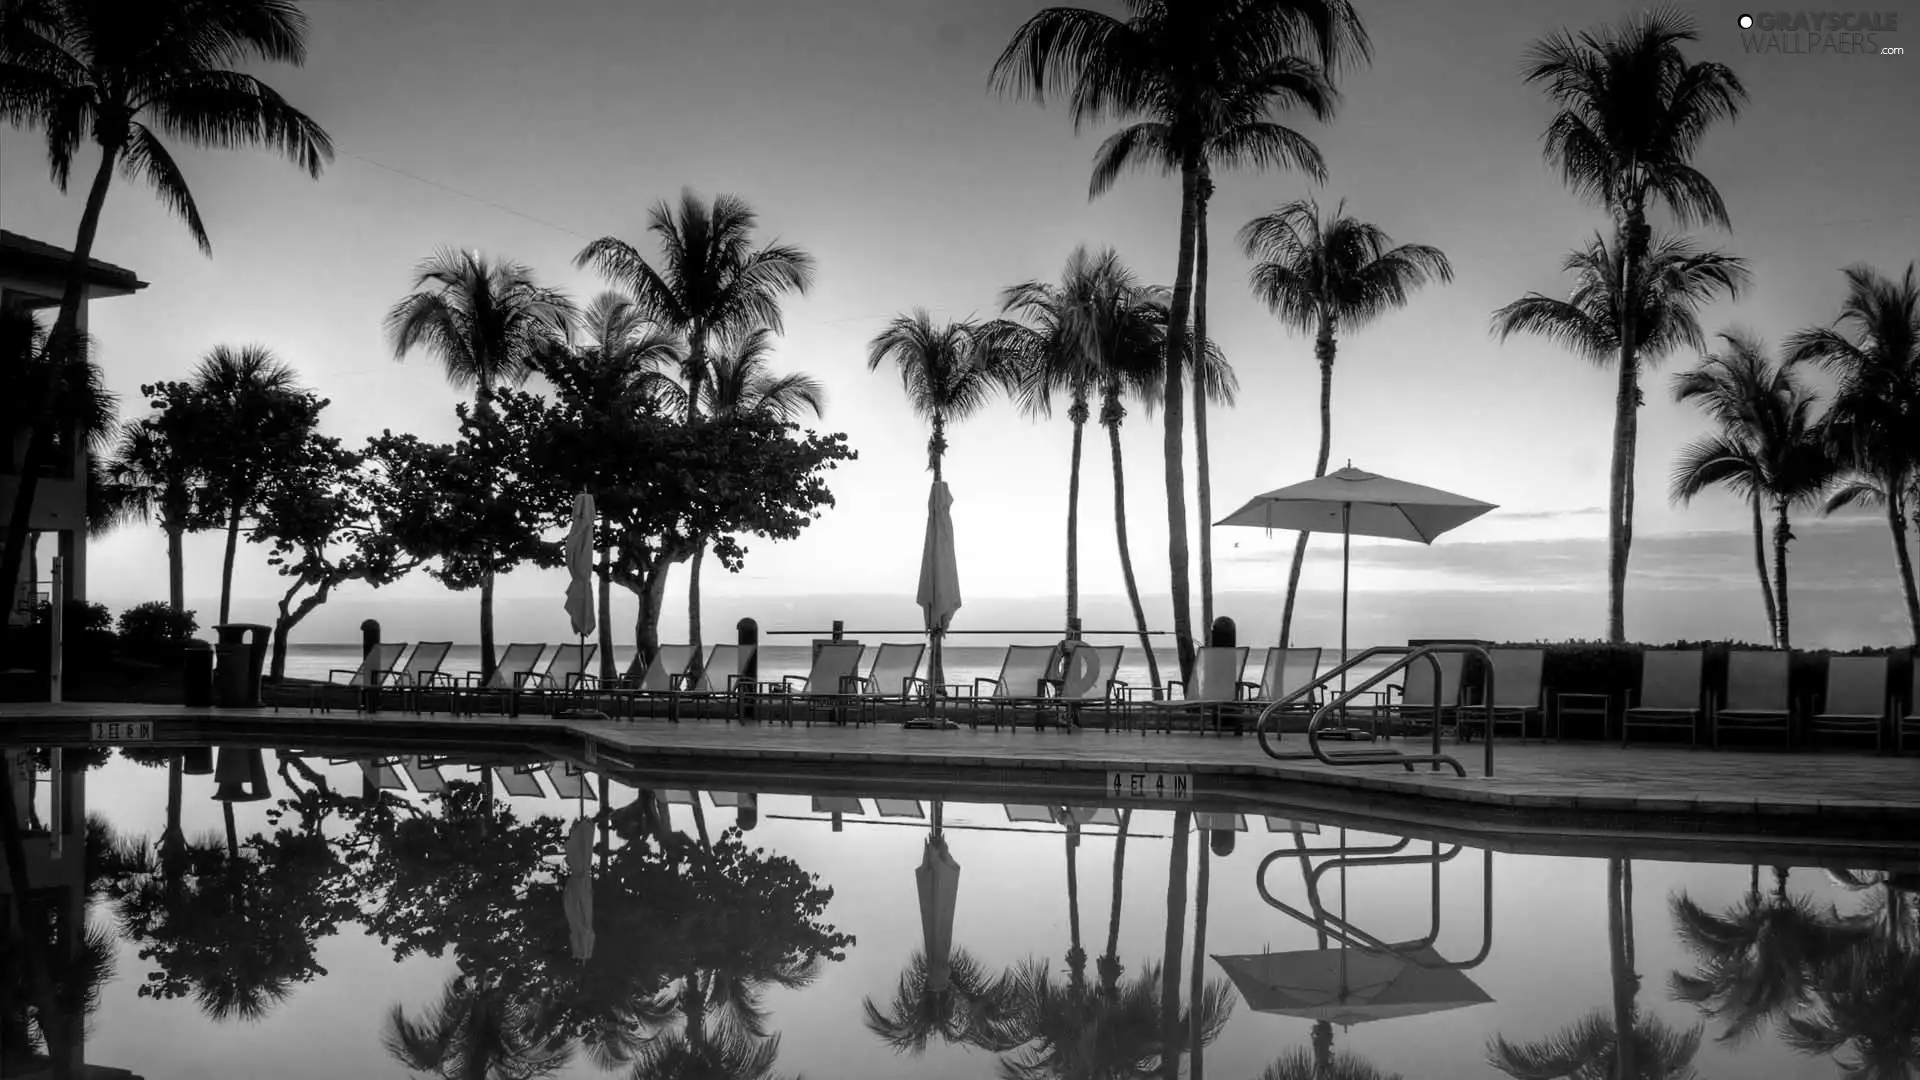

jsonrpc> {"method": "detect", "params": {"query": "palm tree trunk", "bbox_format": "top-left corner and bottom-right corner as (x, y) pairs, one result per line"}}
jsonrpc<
(0, 148), (118, 677)
(1160, 809), (1192, 1080)
(1100, 808), (1131, 995)
(1885, 485), (1920, 644)
(1607, 857), (1635, 1080)
(1065, 822), (1086, 990)
(166, 521), (186, 618)
(1108, 415), (1162, 689)
(1607, 211), (1650, 645)
(929, 415), (947, 483)
(1772, 503), (1792, 650)
(1193, 176), (1215, 637)
(1162, 153), (1201, 683)
(929, 431), (949, 692)
(1065, 403), (1086, 629)
(688, 543), (705, 653)
(1749, 492), (1779, 647)
(479, 569), (497, 682)
(1189, 826), (1211, 1080)
(1278, 323), (1337, 647)
(596, 542), (615, 680)
(219, 502), (243, 625)
(631, 563), (673, 665)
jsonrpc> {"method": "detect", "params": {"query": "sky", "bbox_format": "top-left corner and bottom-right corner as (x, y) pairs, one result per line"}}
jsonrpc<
(3, 0), (1917, 649)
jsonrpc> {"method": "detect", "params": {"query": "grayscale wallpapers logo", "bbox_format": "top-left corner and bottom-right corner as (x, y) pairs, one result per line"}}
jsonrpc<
(1736, 11), (1905, 54)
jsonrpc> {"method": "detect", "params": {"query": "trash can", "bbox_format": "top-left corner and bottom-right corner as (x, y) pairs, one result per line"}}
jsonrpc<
(213, 623), (272, 707)
(181, 638), (214, 707)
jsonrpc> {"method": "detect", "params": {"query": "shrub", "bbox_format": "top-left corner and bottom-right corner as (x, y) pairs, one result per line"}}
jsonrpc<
(117, 601), (199, 659)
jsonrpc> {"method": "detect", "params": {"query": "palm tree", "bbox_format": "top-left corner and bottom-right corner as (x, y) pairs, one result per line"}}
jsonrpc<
(1779, 871), (1920, 1077)
(1670, 333), (1835, 648)
(1521, 7), (1746, 644)
(1241, 199), (1454, 646)
(1256, 1048), (1404, 1080)
(536, 290), (683, 678)
(1087, 53), (1342, 636)
(186, 344), (306, 625)
(862, 947), (1022, 1054)
(574, 191), (815, 653)
(385, 975), (573, 1080)
(1785, 263), (1920, 644)
(868, 310), (1006, 691)
(992, 0), (1368, 681)
(386, 249), (574, 679)
(0, 0), (332, 661)
(1159, 809), (1192, 1080)
(686, 326), (826, 662)
(997, 956), (1233, 1080)
(101, 420), (196, 616)
(1097, 809), (1133, 1000)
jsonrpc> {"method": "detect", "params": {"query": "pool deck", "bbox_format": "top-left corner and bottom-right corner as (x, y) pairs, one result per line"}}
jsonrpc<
(5, 699), (1917, 856)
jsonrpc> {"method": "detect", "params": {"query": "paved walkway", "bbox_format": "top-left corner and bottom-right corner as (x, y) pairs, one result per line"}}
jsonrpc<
(6, 701), (1916, 843)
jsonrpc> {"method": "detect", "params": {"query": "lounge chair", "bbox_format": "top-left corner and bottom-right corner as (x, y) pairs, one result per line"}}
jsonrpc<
(1262, 816), (1322, 834)
(311, 642), (406, 713)
(546, 763), (596, 799)
(677, 643), (757, 722)
(874, 798), (925, 818)
(358, 758), (405, 797)
(520, 643), (597, 714)
(1458, 648), (1546, 742)
(750, 641), (867, 726)
(970, 644), (1064, 730)
(456, 643), (546, 716)
(1004, 804), (1055, 823)
(583, 644), (696, 720)
(382, 641), (456, 714)
(1380, 652), (1466, 739)
(848, 642), (928, 723)
(1235, 647), (1323, 729)
(813, 796), (864, 815)
(1904, 662), (1920, 753)
(1143, 646), (1249, 734)
(1809, 655), (1889, 750)
(400, 756), (447, 794)
(1622, 649), (1704, 747)
(1041, 643), (1127, 730)
(493, 766), (545, 797)
(1713, 650), (1793, 748)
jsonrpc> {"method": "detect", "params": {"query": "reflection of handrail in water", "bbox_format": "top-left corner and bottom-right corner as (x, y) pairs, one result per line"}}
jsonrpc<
(1254, 643), (1500, 777)
(1255, 831), (1496, 971)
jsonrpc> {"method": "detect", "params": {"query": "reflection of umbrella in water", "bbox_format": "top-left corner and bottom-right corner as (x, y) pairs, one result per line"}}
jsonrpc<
(1213, 942), (1491, 1026)
(917, 833), (960, 992)
(909, 479), (962, 730)
(564, 817), (595, 960)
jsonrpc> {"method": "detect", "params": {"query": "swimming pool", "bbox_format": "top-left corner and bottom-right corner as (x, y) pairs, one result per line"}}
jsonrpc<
(4, 746), (1914, 1079)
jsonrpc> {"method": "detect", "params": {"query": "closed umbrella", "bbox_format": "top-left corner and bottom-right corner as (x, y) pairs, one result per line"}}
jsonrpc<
(560, 492), (607, 719)
(912, 480), (962, 730)
(1217, 465), (1495, 728)
(564, 816), (595, 960)
(917, 833), (960, 993)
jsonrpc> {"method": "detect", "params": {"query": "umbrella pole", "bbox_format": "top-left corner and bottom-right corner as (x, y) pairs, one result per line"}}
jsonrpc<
(1339, 504), (1351, 733)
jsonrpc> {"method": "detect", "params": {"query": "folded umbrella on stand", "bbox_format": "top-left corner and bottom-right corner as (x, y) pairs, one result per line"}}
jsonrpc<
(558, 491), (609, 720)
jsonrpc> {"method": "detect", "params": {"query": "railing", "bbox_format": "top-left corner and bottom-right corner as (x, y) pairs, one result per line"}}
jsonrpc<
(1254, 643), (1498, 778)
(1255, 830), (1496, 970)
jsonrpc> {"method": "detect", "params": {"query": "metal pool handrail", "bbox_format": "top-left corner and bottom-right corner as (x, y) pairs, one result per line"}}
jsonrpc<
(1256, 838), (1496, 971)
(1254, 643), (1499, 778)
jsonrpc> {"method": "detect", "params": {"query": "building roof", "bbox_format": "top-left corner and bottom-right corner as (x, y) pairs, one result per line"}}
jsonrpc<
(0, 229), (148, 297)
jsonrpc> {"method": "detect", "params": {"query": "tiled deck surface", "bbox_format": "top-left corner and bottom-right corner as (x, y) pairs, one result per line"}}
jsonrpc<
(6, 701), (1916, 840)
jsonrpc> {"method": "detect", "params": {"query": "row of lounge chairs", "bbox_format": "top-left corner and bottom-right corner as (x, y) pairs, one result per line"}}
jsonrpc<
(307, 641), (601, 715)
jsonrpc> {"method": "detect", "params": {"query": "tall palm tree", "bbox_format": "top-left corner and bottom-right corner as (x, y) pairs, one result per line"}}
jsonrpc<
(868, 311), (1006, 692)
(1098, 809), (1133, 999)
(535, 291), (683, 678)
(1159, 809), (1193, 1080)
(685, 326), (827, 656)
(1241, 198), (1454, 646)
(385, 975), (573, 1080)
(574, 191), (814, 653)
(1087, 55), (1342, 636)
(386, 249), (574, 679)
(186, 344), (305, 625)
(1785, 263), (1920, 644)
(1670, 333), (1835, 648)
(862, 948), (1022, 1055)
(997, 956), (1232, 1080)
(102, 420), (195, 616)
(0, 0), (332, 664)
(1522, 6), (1746, 644)
(992, 0), (1368, 681)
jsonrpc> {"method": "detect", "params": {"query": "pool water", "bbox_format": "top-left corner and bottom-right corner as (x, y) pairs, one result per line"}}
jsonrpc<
(4, 747), (1915, 1079)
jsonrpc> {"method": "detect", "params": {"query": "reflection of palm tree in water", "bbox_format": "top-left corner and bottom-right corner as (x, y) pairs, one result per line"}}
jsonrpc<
(1488, 859), (1702, 1080)
(1, 813), (125, 1076)
(385, 974), (573, 1080)
(1775, 869), (1920, 1077)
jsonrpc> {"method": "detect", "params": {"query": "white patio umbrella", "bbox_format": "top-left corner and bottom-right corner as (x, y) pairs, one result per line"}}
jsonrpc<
(1216, 466), (1495, 724)
(912, 480), (962, 730)
(560, 492), (607, 719)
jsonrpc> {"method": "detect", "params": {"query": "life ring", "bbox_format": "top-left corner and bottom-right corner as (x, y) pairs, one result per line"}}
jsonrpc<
(1059, 642), (1103, 698)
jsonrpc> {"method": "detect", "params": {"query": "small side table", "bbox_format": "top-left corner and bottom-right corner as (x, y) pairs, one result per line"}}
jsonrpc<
(1554, 692), (1611, 742)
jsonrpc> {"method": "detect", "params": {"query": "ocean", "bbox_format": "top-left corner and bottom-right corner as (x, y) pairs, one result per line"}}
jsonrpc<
(277, 641), (1408, 694)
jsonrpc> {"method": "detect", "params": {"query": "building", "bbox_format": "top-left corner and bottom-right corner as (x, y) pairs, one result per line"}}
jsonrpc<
(0, 229), (149, 630)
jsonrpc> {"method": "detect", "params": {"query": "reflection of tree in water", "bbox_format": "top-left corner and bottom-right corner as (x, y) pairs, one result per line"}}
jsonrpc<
(862, 947), (1022, 1055)
(1488, 859), (1702, 1080)
(102, 760), (357, 1022)
(994, 957), (1232, 1080)
(1254, 1046), (1403, 1080)
(1670, 867), (1920, 1078)
(0, 814), (124, 1074)
(357, 784), (852, 1080)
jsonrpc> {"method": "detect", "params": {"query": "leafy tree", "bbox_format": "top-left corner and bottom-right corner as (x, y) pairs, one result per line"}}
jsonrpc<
(251, 432), (421, 679)
(0, 0), (333, 673)
(494, 381), (853, 662)
(992, 0), (1368, 680)
(115, 601), (196, 659)
(1670, 333), (1835, 649)
(385, 248), (574, 678)
(1786, 263), (1920, 645)
(1241, 198), (1454, 646)
(1521, 7), (1746, 643)
(363, 406), (553, 659)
